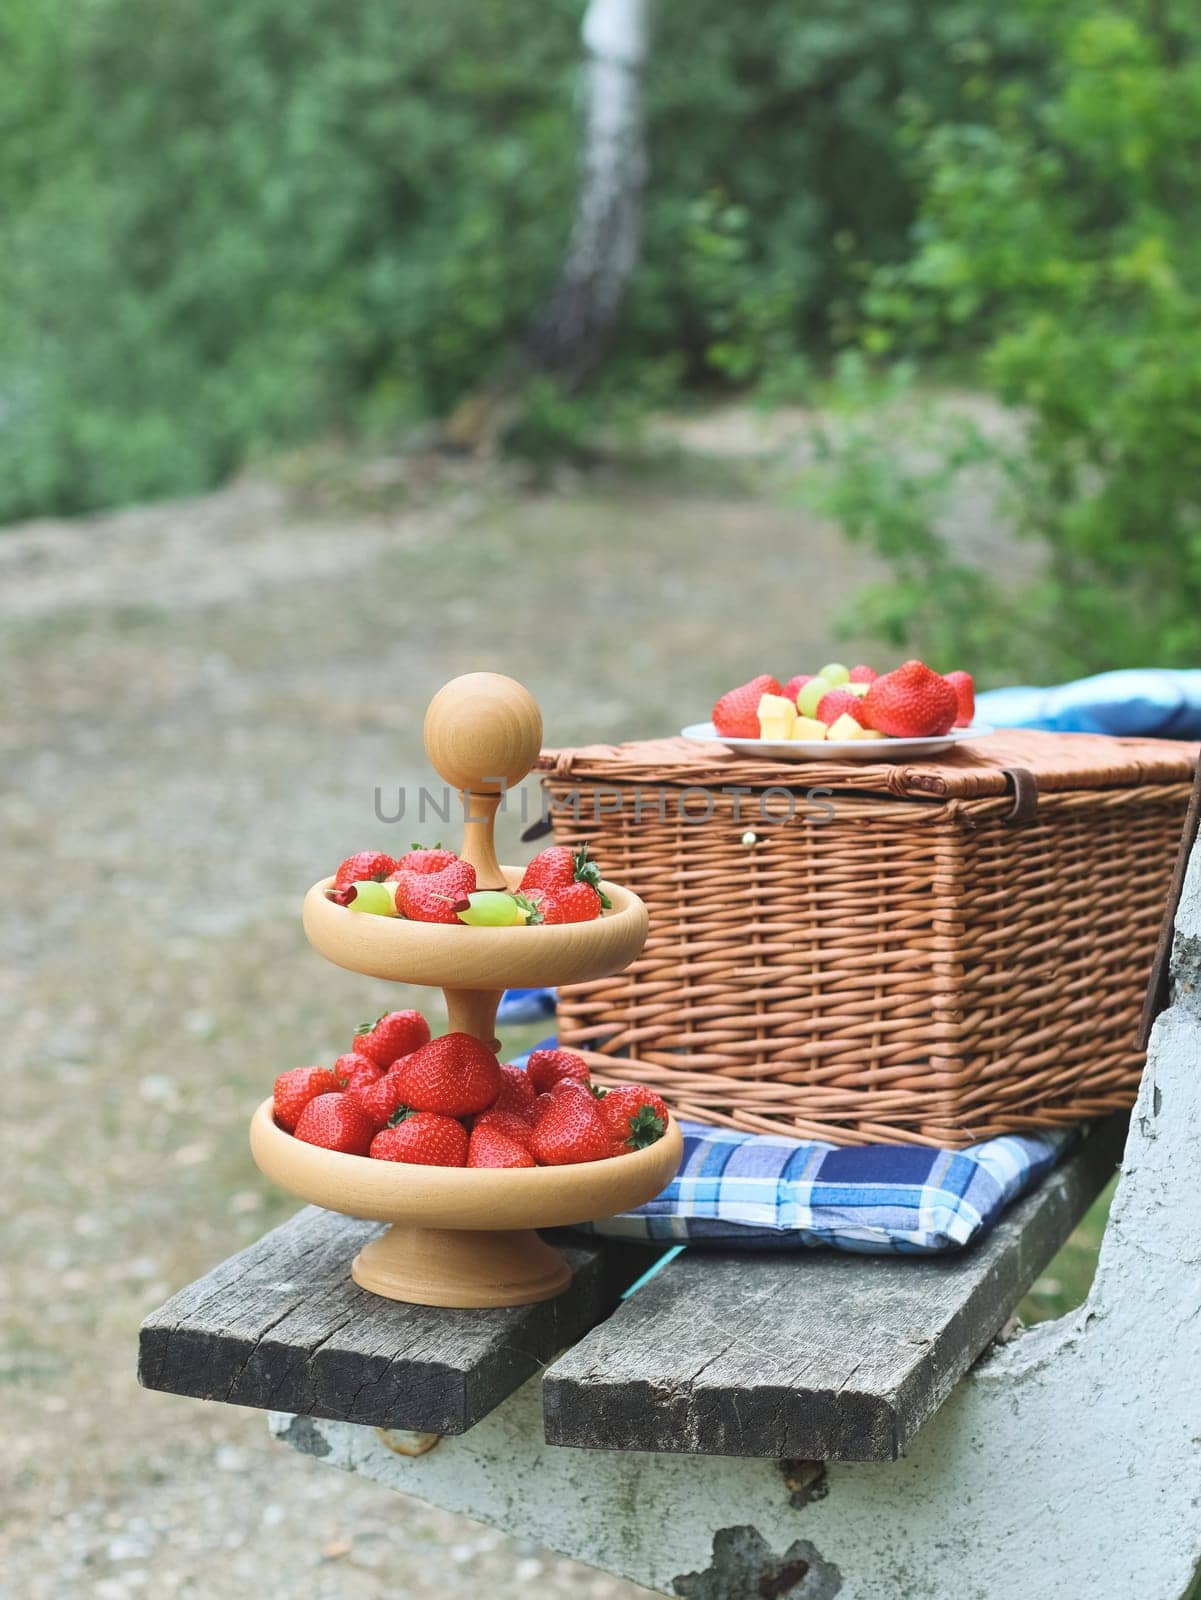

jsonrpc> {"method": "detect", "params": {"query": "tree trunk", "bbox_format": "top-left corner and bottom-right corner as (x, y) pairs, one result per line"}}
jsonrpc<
(527, 0), (649, 388)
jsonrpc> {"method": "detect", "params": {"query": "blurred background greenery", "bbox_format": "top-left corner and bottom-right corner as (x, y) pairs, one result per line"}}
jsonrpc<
(3, 0), (1200, 681)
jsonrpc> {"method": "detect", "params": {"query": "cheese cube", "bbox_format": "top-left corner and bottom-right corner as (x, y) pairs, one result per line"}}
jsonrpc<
(757, 693), (797, 741)
(827, 712), (868, 740)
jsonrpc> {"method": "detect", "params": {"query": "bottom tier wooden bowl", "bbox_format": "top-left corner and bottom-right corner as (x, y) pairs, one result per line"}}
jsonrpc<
(249, 1098), (683, 1308)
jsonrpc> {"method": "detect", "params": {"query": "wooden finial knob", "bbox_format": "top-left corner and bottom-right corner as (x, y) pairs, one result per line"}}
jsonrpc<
(423, 673), (543, 794)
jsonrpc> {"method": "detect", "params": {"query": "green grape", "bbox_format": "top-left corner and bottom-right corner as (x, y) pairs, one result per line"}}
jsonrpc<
(457, 891), (528, 927)
(797, 676), (833, 718)
(818, 662), (850, 687)
(347, 881), (399, 916)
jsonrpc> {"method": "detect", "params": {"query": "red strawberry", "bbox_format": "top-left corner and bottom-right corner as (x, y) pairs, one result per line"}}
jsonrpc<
(467, 1125), (536, 1169)
(521, 884), (603, 925)
(518, 845), (573, 892)
(473, 1108), (535, 1149)
(944, 670), (975, 729)
(519, 842), (610, 904)
(492, 1064), (538, 1120)
(354, 1009), (431, 1068)
(782, 674), (814, 702)
(815, 689), (866, 727)
(526, 1048), (592, 1096)
(529, 1089), (613, 1166)
(600, 1084), (669, 1150)
(531, 1079), (594, 1131)
(348, 1067), (412, 1129)
(273, 1066), (342, 1133)
(370, 1111), (468, 1167)
(848, 665), (877, 684)
(388, 845), (459, 879)
(394, 860), (476, 923)
(293, 1092), (375, 1155)
(863, 660), (959, 738)
(333, 851), (397, 890)
(712, 675), (784, 738)
(333, 1051), (381, 1091)
(395, 1032), (502, 1117)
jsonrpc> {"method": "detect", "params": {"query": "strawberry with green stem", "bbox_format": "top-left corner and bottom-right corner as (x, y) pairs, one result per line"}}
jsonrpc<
(529, 1086), (613, 1165)
(333, 1052), (381, 1092)
(292, 1092), (375, 1155)
(354, 1010), (431, 1068)
(369, 1109), (468, 1167)
(394, 859), (476, 923)
(472, 1108), (535, 1149)
(333, 851), (398, 890)
(863, 661), (959, 738)
(712, 675), (783, 738)
(273, 1066), (342, 1133)
(348, 1067), (412, 1129)
(519, 843), (611, 907)
(944, 670), (975, 728)
(491, 1063), (539, 1119)
(526, 1048), (592, 1096)
(395, 1032), (502, 1117)
(467, 1124), (536, 1169)
(387, 844), (459, 880)
(518, 884), (603, 925)
(599, 1084), (669, 1150)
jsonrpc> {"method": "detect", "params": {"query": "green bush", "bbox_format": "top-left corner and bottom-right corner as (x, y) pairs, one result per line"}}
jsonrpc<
(0, 0), (1046, 520)
(0, 0), (581, 518)
(816, 0), (1201, 680)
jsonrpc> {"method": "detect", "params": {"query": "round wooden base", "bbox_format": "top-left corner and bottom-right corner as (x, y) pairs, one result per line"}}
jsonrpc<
(351, 1224), (573, 1307)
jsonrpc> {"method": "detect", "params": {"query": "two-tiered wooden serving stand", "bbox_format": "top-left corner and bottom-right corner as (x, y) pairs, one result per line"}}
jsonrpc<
(250, 672), (682, 1309)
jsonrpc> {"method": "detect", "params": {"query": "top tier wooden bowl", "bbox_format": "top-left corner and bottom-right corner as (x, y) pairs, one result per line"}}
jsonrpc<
(302, 867), (648, 989)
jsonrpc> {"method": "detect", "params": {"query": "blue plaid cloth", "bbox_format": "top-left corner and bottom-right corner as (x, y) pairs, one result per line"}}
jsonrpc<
(573, 1118), (1072, 1253)
(503, 1023), (1073, 1254)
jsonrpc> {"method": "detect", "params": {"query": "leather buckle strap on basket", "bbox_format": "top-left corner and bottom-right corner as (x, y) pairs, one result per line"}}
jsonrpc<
(537, 729), (1198, 1148)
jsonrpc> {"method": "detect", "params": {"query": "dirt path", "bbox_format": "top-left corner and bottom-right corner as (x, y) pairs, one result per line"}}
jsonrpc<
(1, 445), (904, 1598)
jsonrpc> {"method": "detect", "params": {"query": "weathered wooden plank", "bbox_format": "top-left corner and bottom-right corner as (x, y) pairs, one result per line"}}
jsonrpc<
(542, 1116), (1127, 1462)
(138, 1207), (655, 1435)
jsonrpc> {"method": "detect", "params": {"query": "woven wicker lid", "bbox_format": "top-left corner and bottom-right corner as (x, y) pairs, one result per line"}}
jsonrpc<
(539, 729), (1197, 800)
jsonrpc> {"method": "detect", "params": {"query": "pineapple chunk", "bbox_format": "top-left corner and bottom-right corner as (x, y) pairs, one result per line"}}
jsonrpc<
(827, 712), (868, 740)
(858, 726), (887, 739)
(790, 716), (828, 741)
(847, 681), (870, 698)
(757, 692), (797, 741)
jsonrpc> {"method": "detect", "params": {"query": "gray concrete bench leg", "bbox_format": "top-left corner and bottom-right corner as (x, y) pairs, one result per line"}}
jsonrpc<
(274, 849), (1201, 1600)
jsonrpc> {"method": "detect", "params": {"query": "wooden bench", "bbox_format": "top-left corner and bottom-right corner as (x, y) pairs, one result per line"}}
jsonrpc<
(139, 1119), (1121, 1461)
(138, 835), (1201, 1598)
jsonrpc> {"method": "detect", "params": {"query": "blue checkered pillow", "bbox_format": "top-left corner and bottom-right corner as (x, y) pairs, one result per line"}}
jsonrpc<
(501, 996), (1072, 1254)
(571, 1117), (1070, 1253)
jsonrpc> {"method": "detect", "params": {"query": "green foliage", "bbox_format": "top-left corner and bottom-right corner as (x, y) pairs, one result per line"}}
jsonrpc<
(818, 0), (1201, 680)
(0, 0), (581, 519)
(0, 0), (1045, 520)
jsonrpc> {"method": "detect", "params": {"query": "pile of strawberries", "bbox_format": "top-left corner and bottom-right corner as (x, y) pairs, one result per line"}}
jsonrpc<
(325, 842), (610, 926)
(273, 1009), (669, 1169)
(713, 660), (976, 743)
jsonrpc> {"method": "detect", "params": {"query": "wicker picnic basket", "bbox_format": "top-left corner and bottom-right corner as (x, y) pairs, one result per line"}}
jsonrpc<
(537, 730), (1197, 1148)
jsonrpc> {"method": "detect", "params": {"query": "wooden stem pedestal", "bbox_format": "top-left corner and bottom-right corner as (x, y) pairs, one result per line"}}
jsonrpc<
(351, 1224), (573, 1308)
(443, 987), (503, 1053)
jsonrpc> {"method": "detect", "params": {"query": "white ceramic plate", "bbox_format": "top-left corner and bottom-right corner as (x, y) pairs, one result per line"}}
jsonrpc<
(680, 721), (996, 763)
